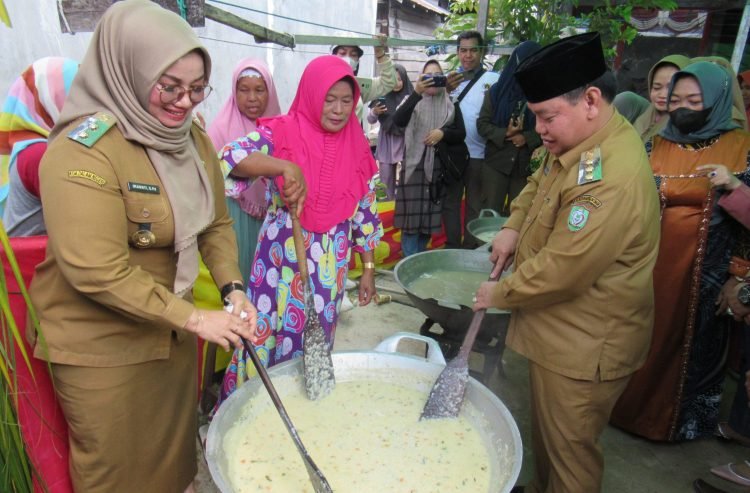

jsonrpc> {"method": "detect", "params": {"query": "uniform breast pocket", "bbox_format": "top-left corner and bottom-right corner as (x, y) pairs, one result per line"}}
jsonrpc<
(536, 197), (559, 229)
(124, 196), (174, 248)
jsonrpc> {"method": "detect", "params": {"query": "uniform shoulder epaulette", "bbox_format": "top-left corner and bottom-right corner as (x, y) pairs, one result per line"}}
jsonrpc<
(576, 144), (602, 185)
(67, 112), (117, 148)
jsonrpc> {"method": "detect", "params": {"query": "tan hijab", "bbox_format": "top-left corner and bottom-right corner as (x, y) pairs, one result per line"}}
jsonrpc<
(50, 0), (214, 296)
(403, 62), (455, 184)
(633, 54), (691, 142)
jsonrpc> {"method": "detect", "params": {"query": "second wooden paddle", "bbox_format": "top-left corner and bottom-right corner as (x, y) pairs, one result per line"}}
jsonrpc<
(420, 273), (500, 420)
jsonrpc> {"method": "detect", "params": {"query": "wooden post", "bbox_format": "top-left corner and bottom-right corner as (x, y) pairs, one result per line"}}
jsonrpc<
(477, 0), (490, 39)
(731, 0), (750, 72)
(204, 4), (295, 47)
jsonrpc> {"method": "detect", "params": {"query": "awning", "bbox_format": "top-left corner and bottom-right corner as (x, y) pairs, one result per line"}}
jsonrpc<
(403, 0), (451, 16)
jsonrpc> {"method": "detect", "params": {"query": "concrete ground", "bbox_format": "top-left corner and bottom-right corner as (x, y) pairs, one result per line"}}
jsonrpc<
(196, 272), (750, 493)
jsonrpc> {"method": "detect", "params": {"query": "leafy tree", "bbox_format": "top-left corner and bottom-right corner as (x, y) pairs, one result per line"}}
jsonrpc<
(436, 0), (677, 65)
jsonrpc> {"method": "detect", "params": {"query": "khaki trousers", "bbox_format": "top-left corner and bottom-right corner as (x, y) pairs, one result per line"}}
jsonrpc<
(526, 361), (630, 493)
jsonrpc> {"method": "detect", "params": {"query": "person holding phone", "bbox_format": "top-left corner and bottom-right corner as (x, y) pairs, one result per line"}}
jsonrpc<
(391, 60), (466, 257)
(441, 30), (499, 249)
(367, 64), (413, 201)
(332, 37), (396, 122)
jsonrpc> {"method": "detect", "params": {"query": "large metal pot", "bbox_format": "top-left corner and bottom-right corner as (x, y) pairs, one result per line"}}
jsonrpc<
(393, 249), (510, 345)
(206, 333), (522, 493)
(468, 209), (509, 246)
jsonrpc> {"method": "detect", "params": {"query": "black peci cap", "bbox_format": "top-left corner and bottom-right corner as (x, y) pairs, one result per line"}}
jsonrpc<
(514, 32), (607, 103)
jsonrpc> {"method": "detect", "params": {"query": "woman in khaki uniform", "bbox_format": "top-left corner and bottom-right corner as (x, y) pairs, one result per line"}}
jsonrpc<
(29, 1), (258, 491)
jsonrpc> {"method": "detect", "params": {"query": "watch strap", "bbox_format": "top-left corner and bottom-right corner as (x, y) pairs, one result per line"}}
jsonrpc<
(220, 281), (244, 305)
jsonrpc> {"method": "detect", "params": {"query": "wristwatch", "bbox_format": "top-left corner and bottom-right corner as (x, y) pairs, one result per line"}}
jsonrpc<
(739, 283), (750, 306)
(220, 281), (244, 306)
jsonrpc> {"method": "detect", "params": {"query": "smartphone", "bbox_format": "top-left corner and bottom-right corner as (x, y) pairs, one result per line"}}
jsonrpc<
(510, 101), (524, 127)
(461, 69), (475, 81)
(422, 74), (447, 87)
(368, 96), (387, 108)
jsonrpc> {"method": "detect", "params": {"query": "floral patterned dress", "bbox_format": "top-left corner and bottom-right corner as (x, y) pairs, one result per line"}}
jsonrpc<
(216, 127), (383, 405)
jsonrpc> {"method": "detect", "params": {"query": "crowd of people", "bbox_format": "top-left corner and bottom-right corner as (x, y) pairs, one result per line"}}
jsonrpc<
(4, 0), (750, 491)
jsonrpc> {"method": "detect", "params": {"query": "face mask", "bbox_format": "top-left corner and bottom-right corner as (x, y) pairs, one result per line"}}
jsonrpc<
(347, 57), (359, 73)
(668, 107), (711, 134)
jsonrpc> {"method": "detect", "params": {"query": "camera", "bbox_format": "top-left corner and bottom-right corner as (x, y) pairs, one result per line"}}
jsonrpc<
(422, 74), (447, 87)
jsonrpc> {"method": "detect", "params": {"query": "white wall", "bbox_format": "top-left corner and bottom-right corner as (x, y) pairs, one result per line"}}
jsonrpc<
(0, 0), (378, 124)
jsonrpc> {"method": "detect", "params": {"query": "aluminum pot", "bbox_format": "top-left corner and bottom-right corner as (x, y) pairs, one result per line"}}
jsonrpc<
(467, 209), (509, 246)
(206, 333), (522, 493)
(393, 249), (510, 343)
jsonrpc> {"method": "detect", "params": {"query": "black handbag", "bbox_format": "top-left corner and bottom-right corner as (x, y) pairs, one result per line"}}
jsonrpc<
(429, 141), (469, 204)
(435, 140), (470, 185)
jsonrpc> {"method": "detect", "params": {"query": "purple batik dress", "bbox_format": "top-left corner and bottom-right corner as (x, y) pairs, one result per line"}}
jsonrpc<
(216, 126), (383, 406)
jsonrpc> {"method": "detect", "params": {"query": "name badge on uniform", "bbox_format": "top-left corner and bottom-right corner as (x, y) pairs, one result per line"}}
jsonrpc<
(127, 182), (160, 194)
(577, 145), (602, 185)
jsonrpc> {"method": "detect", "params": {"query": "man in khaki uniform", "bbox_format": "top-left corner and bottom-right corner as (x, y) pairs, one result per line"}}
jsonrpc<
(474, 33), (660, 493)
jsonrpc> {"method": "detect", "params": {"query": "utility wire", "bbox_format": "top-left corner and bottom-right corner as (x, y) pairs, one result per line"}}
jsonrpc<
(207, 0), (375, 37)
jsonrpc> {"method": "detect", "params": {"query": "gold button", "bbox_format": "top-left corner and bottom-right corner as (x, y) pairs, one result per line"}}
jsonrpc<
(79, 131), (89, 139)
(88, 123), (99, 130)
(141, 208), (150, 218)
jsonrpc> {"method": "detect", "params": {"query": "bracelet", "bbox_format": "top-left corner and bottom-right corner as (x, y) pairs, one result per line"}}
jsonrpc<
(363, 262), (376, 270)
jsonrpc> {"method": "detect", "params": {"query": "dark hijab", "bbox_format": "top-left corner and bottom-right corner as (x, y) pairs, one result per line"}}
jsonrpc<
(661, 61), (741, 144)
(492, 41), (541, 129)
(380, 64), (414, 135)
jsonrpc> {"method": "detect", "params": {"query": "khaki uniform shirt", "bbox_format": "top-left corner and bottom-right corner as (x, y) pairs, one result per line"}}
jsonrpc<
(495, 111), (660, 381)
(30, 119), (241, 367)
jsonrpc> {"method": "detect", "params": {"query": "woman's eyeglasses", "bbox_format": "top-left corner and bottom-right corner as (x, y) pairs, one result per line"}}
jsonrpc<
(157, 83), (213, 104)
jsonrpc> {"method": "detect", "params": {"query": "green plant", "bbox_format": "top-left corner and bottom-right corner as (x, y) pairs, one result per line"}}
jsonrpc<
(0, 220), (42, 492)
(436, 0), (677, 64)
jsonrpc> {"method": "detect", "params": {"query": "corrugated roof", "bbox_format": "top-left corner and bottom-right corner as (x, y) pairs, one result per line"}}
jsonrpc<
(404, 0), (450, 16)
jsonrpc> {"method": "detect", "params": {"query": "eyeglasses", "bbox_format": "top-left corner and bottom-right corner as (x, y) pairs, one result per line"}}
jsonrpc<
(156, 83), (213, 104)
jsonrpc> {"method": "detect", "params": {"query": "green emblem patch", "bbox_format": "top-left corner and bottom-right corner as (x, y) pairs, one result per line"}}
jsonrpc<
(568, 206), (589, 232)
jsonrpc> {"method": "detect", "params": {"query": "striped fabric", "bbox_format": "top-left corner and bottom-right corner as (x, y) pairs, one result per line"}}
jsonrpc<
(0, 57), (78, 212)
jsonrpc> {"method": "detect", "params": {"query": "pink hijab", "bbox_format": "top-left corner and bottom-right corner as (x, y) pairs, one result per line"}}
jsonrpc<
(207, 58), (280, 148)
(260, 55), (377, 233)
(208, 58), (281, 218)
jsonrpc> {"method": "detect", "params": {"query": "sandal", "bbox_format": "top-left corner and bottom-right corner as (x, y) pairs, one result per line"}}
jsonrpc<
(711, 461), (750, 487)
